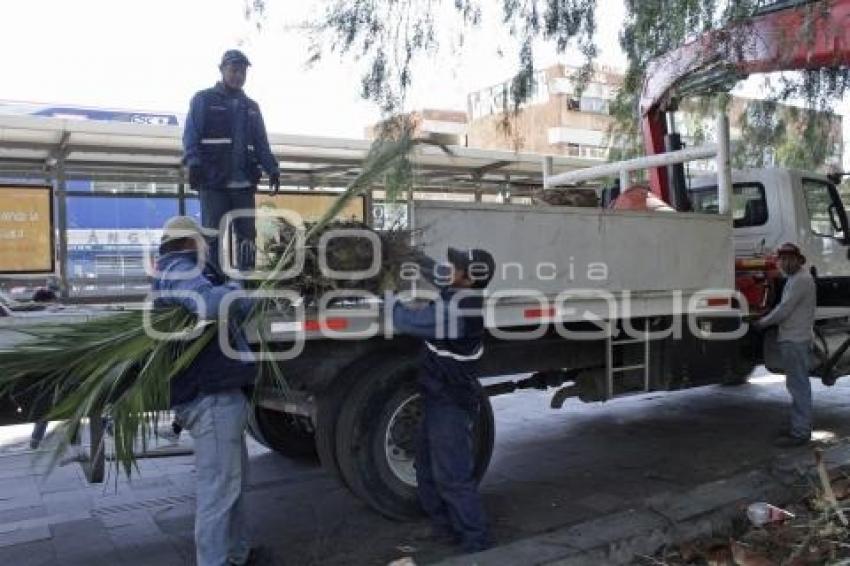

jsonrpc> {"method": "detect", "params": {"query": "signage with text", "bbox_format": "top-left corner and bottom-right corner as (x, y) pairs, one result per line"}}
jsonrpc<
(0, 185), (54, 274)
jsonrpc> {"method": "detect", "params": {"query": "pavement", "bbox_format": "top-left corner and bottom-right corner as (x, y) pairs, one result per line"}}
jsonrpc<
(0, 369), (849, 566)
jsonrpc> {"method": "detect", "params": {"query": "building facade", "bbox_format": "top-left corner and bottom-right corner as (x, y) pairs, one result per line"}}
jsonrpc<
(466, 64), (620, 160)
(384, 65), (844, 174)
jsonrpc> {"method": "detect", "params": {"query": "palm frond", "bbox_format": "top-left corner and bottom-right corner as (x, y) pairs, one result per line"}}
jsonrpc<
(0, 129), (433, 478)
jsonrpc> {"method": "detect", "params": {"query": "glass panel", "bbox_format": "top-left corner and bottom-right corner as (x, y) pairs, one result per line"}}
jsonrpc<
(802, 178), (841, 238)
(579, 96), (609, 114)
(65, 196), (179, 297)
(66, 180), (94, 191)
(690, 183), (768, 228)
(185, 198), (202, 224)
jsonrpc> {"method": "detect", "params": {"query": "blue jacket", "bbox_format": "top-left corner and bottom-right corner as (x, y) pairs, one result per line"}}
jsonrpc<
(392, 288), (485, 409)
(182, 82), (279, 190)
(152, 250), (256, 406)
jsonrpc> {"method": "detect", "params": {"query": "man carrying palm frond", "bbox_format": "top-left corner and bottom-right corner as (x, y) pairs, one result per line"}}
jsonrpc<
(153, 216), (262, 566)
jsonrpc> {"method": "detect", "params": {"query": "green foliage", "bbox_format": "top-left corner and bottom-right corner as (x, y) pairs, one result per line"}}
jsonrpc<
(250, 1), (597, 116)
(246, 1), (848, 171)
(730, 96), (842, 172)
(0, 309), (211, 476)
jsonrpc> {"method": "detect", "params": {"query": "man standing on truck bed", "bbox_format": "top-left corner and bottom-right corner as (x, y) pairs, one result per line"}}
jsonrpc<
(754, 242), (817, 448)
(393, 247), (496, 553)
(183, 49), (280, 271)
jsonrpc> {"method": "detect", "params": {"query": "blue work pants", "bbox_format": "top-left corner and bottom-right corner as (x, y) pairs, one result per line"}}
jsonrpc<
(199, 188), (256, 271)
(416, 394), (489, 553)
(780, 340), (813, 439)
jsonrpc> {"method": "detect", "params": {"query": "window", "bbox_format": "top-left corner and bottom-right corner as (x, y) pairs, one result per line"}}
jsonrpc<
(468, 70), (548, 119)
(561, 144), (607, 160)
(579, 96), (609, 115)
(581, 145), (608, 160)
(566, 98), (580, 111)
(65, 196), (180, 296)
(802, 178), (843, 239)
(185, 198), (202, 224)
(690, 183), (768, 228)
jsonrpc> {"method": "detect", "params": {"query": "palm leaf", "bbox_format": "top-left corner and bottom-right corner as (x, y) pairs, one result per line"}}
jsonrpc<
(0, 129), (440, 478)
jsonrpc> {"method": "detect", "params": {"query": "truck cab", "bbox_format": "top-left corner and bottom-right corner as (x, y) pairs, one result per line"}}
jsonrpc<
(690, 168), (850, 312)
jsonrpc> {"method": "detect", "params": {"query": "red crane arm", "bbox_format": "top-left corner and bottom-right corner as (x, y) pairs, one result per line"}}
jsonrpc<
(640, 0), (850, 203)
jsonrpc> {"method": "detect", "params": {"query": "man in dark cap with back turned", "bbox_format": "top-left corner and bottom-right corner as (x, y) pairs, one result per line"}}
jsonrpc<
(754, 242), (817, 447)
(183, 49), (280, 271)
(393, 247), (496, 553)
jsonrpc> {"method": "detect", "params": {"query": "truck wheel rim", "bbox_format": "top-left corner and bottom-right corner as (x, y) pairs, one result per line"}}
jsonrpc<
(384, 393), (421, 487)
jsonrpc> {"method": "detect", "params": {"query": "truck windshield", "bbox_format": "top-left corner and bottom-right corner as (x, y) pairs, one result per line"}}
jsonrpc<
(689, 183), (768, 228)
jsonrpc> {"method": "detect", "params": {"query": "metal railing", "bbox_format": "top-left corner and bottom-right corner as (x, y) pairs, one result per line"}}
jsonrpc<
(542, 111), (733, 216)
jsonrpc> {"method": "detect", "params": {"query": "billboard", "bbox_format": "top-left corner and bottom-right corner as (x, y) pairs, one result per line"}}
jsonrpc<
(0, 185), (54, 274)
(255, 192), (366, 223)
(0, 100), (180, 126)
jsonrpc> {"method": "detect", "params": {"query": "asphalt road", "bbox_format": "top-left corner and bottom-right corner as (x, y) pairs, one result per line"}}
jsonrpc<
(0, 369), (848, 565)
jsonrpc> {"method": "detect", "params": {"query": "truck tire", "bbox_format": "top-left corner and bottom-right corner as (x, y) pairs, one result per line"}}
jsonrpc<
(335, 357), (495, 520)
(247, 406), (319, 462)
(314, 353), (397, 487)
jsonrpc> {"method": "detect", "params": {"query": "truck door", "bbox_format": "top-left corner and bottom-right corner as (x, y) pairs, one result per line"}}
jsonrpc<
(798, 177), (850, 308)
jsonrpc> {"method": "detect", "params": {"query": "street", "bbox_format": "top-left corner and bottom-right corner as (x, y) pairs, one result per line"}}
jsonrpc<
(0, 370), (848, 565)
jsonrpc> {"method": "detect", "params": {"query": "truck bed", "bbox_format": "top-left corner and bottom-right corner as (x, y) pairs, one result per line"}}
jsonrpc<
(414, 201), (735, 323)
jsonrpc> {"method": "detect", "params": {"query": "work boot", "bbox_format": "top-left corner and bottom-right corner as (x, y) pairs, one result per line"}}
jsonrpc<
(411, 524), (459, 545)
(229, 546), (274, 565)
(461, 538), (492, 554)
(773, 434), (810, 448)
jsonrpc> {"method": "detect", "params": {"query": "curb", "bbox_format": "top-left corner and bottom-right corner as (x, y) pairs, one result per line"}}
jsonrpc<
(433, 441), (850, 566)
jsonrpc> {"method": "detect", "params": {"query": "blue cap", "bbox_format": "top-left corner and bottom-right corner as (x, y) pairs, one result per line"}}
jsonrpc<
(220, 49), (251, 67)
(447, 247), (495, 289)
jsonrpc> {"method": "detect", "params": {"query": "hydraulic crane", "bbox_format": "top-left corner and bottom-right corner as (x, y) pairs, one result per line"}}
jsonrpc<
(640, 0), (850, 206)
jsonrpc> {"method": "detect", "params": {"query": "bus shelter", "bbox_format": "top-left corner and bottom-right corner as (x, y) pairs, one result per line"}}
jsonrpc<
(0, 114), (594, 300)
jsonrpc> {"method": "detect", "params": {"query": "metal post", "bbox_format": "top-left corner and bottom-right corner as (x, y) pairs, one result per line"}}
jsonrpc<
(81, 410), (105, 483)
(619, 170), (629, 191)
(542, 156), (554, 184)
(177, 167), (186, 216)
(55, 157), (69, 300)
(545, 144), (718, 188)
(716, 111), (732, 216)
(407, 189), (416, 246)
(666, 112), (677, 134)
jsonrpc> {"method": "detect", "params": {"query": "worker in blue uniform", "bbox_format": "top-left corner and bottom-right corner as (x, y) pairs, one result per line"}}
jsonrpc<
(152, 216), (268, 566)
(393, 247), (496, 553)
(183, 49), (280, 271)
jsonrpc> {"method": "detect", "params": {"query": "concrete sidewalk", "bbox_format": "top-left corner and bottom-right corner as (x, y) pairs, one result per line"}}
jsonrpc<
(437, 441), (850, 565)
(0, 371), (848, 565)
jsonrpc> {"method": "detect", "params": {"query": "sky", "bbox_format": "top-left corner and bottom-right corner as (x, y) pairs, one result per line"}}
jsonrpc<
(0, 0), (847, 164)
(0, 0), (626, 138)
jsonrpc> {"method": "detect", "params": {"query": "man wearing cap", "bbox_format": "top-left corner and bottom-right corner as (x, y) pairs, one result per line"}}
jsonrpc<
(183, 49), (280, 271)
(754, 243), (817, 447)
(152, 216), (263, 565)
(393, 247), (496, 553)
